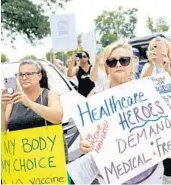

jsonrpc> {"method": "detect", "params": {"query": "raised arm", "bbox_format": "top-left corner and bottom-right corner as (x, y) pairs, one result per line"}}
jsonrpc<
(67, 55), (79, 77)
(90, 54), (102, 82)
(52, 53), (66, 74)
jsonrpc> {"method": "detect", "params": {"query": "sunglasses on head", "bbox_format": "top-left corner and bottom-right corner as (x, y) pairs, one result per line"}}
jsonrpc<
(106, 57), (131, 68)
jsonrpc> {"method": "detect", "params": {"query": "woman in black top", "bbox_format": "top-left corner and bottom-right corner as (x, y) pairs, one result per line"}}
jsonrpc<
(67, 51), (95, 97)
(1, 60), (63, 131)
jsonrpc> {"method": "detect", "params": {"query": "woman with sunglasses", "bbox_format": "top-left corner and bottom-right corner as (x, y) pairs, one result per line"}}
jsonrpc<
(80, 42), (164, 184)
(141, 37), (171, 78)
(67, 51), (95, 97)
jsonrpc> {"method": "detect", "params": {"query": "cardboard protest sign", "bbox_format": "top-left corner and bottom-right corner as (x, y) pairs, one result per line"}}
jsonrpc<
(1, 125), (68, 184)
(71, 79), (171, 184)
(50, 14), (78, 52)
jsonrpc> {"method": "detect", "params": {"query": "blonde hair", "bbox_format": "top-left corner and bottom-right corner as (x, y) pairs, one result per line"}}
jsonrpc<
(102, 41), (135, 77)
(147, 37), (171, 61)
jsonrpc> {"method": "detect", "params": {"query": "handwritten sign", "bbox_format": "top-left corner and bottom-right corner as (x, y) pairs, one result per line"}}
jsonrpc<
(1, 125), (68, 184)
(147, 72), (171, 109)
(71, 79), (171, 184)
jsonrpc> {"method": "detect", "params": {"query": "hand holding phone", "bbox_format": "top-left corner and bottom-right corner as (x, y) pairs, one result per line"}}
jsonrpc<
(4, 77), (17, 94)
(1, 89), (13, 110)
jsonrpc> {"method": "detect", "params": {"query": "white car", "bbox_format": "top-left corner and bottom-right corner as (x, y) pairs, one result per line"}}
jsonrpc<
(1, 60), (83, 162)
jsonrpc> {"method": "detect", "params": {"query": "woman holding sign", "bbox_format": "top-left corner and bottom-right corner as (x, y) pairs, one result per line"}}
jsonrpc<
(80, 42), (164, 184)
(141, 37), (171, 77)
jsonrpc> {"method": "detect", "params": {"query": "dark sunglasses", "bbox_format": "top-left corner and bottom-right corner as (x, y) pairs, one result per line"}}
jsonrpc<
(80, 55), (87, 59)
(106, 57), (131, 68)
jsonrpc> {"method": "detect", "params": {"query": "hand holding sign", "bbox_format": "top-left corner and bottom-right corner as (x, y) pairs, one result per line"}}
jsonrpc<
(80, 136), (92, 153)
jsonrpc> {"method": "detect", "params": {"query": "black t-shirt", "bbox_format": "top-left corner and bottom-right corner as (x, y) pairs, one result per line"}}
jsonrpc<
(163, 159), (171, 176)
(77, 65), (95, 97)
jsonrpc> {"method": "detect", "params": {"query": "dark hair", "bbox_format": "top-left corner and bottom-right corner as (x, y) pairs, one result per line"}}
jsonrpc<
(19, 60), (49, 89)
(82, 51), (91, 64)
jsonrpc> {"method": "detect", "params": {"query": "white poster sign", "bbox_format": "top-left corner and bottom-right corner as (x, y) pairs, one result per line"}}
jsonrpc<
(50, 14), (78, 52)
(82, 30), (96, 63)
(70, 79), (171, 184)
(67, 153), (99, 184)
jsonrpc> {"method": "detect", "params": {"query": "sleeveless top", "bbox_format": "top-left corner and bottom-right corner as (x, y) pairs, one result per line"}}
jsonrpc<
(7, 88), (68, 163)
(8, 89), (52, 131)
(77, 65), (95, 97)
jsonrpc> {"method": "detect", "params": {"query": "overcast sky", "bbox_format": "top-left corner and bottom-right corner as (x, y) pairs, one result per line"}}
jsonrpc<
(1, 0), (171, 61)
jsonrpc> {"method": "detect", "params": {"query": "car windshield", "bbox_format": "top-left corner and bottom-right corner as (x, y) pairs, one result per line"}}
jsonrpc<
(1, 62), (71, 95)
(133, 44), (148, 61)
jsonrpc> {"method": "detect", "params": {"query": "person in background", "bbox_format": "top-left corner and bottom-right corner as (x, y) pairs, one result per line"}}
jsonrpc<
(80, 42), (164, 184)
(52, 53), (78, 87)
(132, 48), (141, 79)
(141, 37), (171, 77)
(52, 53), (66, 74)
(140, 37), (171, 184)
(67, 51), (95, 97)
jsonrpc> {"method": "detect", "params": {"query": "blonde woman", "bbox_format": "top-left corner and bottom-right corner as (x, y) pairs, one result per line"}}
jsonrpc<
(80, 42), (164, 184)
(141, 37), (171, 77)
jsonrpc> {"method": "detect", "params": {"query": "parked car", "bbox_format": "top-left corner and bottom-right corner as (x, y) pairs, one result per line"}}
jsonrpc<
(1, 60), (83, 162)
(129, 33), (171, 74)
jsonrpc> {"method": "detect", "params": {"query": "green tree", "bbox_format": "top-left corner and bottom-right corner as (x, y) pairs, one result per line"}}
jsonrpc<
(94, 6), (138, 47)
(1, 53), (8, 63)
(46, 52), (52, 62)
(1, 0), (72, 43)
(21, 55), (37, 60)
(146, 17), (170, 33)
(46, 51), (68, 62)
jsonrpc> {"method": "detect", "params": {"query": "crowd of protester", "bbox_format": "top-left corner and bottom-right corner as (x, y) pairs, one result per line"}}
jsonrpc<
(1, 36), (171, 184)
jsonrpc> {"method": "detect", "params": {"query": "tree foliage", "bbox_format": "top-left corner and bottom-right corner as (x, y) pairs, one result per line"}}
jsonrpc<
(146, 17), (170, 33)
(1, 0), (72, 43)
(1, 53), (8, 63)
(21, 55), (37, 60)
(94, 6), (138, 47)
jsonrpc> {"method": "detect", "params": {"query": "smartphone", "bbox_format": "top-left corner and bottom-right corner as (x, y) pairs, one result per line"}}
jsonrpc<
(76, 53), (82, 59)
(4, 77), (17, 94)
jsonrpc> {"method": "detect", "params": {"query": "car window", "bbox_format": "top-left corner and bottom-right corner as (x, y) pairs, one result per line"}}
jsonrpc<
(133, 44), (148, 60)
(1, 62), (72, 95)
